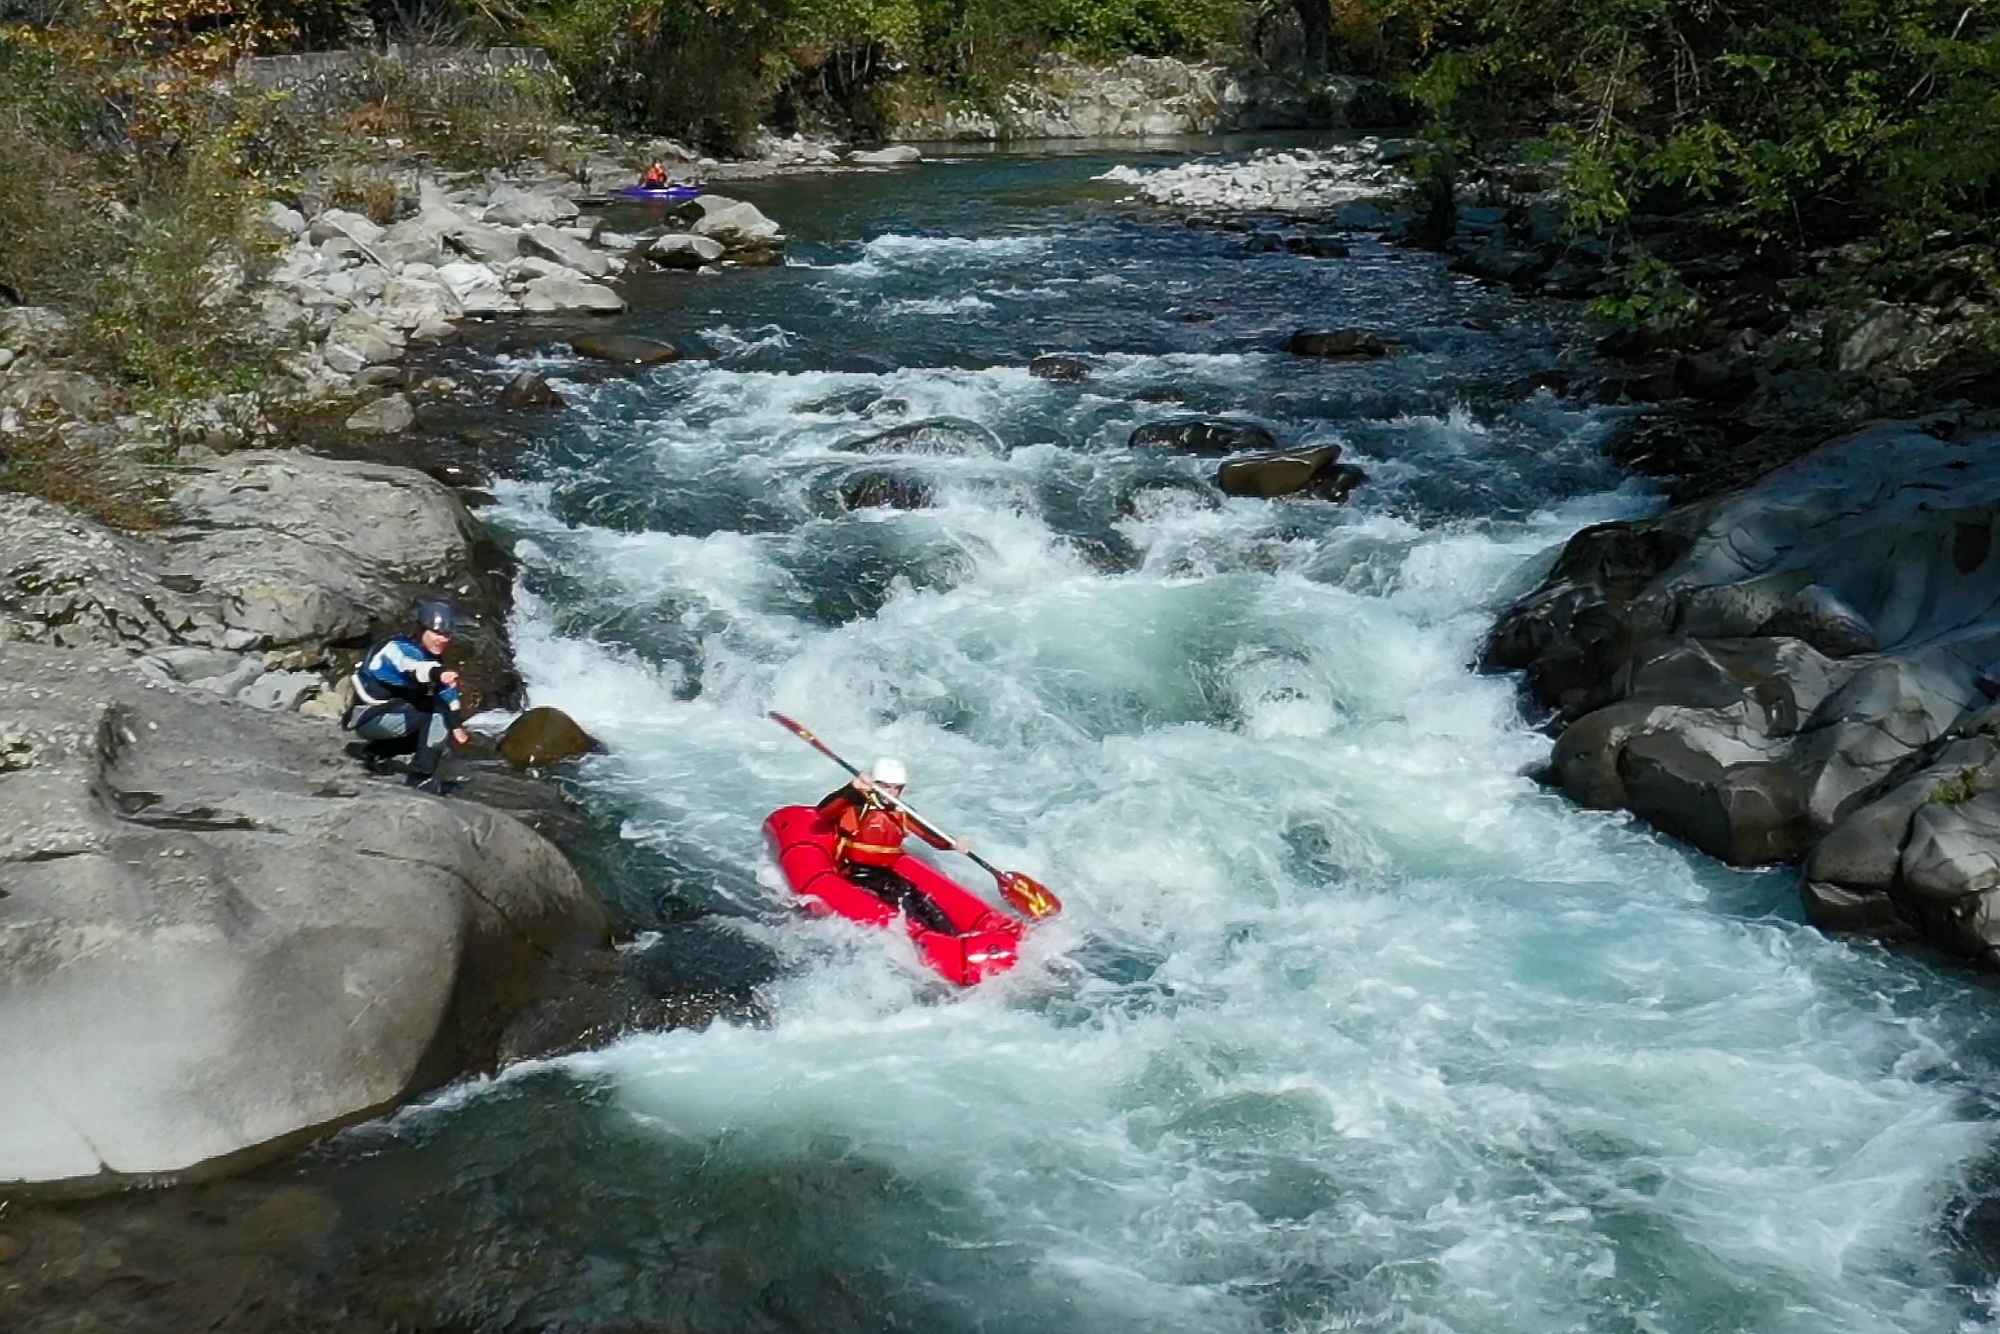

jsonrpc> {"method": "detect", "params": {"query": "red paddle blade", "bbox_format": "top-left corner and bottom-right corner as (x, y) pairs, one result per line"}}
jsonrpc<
(999, 872), (1062, 920)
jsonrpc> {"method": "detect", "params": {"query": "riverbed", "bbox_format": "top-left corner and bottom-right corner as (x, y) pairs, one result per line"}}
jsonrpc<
(12, 143), (2000, 1334)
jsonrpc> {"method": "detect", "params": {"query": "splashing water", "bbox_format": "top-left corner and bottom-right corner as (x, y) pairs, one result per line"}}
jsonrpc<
(367, 150), (2000, 1333)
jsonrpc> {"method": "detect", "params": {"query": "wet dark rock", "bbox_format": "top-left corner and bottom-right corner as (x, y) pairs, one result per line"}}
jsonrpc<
(827, 353), (897, 375)
(1286, 235), (1351, 259)
(1285, 329), (1387, 359)
(497, 370), (564, 409)
(1309, 463), (1368, 503)
(1176, 309), (1219, 323)
(1119, 477), (1223, 519)
(424, 460), (491, 489)
(1132, 386), (1189, 404)
(836, 415), (1005, 456)
(1242, 232), (1286, 254)
(801, 386), (884, 416)
(1130, 418), (1279, 455)
(499, 706), (602, 770)
(1674, 348), (1756, 403)
(1488, 418), (2000, 965)
(571, 333), (679, 365)
(495, 920), (771, 1065)
(1216, 444), (1341, 498)
(1029, 353), (1091, 382)
(840, 471), (934, 510)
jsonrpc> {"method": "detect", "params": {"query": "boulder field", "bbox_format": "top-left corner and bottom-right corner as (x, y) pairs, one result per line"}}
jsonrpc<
(0, 451), (611, 1193)
(1482, 416), (2000, 963)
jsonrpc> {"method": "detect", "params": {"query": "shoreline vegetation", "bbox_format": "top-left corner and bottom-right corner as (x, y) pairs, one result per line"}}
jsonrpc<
(1, 0), (1994, 521)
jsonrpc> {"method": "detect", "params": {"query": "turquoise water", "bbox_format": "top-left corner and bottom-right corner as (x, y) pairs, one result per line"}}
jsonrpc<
(313, 150), (2000, 1333)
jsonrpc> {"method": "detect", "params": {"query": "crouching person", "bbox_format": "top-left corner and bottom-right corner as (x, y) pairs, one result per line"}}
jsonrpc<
(344, 601), (471, 793)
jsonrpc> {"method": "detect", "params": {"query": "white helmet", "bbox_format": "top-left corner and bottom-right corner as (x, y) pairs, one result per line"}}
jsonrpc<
(870, 757), (909, 787)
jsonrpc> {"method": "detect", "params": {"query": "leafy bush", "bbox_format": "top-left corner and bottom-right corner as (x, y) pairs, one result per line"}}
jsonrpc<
(1409, 0), (2000, 331)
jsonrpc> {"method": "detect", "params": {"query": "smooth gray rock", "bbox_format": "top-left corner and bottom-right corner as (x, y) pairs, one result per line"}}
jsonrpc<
(849, 145), (922, 165)
(0, 645), (609, 1191)
(647, 233), (726, 269)
(520, 225), (613, 279)
(344, 392), (415, 435)
(1485, 417), (2000, 959)
(238, 670), (323, 712)
(165, 452), (489, 654)
(443, 223), (523, 266)
(520, 273), (625, 315)
(482, 182), (579, 228)
(688, 195), (783, 252)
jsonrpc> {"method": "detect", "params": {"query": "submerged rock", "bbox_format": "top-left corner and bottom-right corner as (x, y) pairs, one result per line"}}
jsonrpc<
(498, 370), (564, 409)
(499, 706), (602, 770)
(841, 471), (934, 510)
(1311, 463), (1367, 503)
(1285, 329), (1387, 359)
(1029, 353), (1091, 382)
(836, 416), (1005, 456)
(1130, 418), (1279, 454)
(572, 334), (679, 365)
(1216, 444), (1341, 498)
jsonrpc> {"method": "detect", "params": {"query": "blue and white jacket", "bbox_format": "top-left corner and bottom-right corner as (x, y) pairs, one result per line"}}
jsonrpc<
(350, 637), (463, 713)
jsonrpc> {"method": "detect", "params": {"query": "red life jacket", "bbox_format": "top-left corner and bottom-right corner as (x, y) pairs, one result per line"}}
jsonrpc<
(836, 800), (910, 869)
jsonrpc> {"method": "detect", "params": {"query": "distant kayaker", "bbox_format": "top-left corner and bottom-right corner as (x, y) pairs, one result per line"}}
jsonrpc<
(343, 601), (471, 793)
(639, 160), (669, 189)
(818, 758), (969, 931)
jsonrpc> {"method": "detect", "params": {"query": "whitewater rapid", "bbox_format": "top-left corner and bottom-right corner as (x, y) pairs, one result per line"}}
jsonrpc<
(456, 168), (2000, 1333)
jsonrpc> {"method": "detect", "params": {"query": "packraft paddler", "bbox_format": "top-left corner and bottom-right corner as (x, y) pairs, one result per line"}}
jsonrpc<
(818, 757), (969, 933)
(343, 601), (471, 793)
(639, 160), (669, 188)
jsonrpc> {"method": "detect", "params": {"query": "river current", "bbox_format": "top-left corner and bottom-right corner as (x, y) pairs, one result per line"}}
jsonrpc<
(97, 146), (2000, 1332)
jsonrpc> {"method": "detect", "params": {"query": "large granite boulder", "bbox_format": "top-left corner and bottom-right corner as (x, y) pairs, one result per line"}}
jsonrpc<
(1485, 417), (2000, 962)
(0, 644), (610, 1191)
(0, 452), (515, 708)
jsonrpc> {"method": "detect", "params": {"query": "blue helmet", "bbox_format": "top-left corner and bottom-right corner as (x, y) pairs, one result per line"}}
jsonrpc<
(416, 601), (457, 635)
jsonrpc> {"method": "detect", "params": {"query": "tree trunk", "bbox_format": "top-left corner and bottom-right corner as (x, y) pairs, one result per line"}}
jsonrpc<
(1292, 0), (1331, 77)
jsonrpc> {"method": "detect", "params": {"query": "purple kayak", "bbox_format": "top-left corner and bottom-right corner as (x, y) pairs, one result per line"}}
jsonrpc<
(615, 184), (704, 202)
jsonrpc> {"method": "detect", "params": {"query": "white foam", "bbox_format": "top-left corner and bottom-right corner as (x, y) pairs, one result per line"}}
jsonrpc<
(466, 227), (1997, 1333)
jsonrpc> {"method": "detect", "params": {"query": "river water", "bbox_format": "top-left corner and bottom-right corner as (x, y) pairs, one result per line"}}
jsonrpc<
(22, 145), (2000, 1333)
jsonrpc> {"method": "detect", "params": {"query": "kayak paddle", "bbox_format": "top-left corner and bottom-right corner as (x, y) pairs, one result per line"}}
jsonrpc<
(766, 711), (1064, 920)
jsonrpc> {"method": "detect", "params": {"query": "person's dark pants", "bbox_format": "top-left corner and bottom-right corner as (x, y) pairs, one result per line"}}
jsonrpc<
(845, 863), (958, 935)
(347, 700), (452, 781)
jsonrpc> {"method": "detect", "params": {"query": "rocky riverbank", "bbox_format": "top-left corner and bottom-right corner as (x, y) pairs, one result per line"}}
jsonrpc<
(1482, 415), (2000, 964)
(0, 141), (819, 1193)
